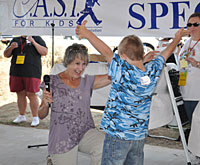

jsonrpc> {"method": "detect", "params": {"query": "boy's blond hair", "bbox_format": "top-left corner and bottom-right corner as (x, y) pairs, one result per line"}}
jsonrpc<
(118, 35), (144, 61)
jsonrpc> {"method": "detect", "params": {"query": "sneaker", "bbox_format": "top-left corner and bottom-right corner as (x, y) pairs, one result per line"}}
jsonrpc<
(31, 117), (40, 127)
(13, 115), (26, 123)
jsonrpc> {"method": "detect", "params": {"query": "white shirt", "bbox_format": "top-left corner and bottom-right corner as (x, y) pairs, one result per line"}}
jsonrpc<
(178, 38), (200, 100)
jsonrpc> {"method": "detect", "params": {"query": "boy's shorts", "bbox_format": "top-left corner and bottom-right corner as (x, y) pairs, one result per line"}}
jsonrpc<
(9, 76), (41, 93)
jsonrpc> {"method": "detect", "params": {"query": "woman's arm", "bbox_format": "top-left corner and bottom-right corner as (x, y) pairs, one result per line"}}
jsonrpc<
(93, 74), (111, 89)
(76, 20), (113, 64)
(38, 89), (53, 119)
(186, 57), (200, 68)
(38, 101), (49, 119)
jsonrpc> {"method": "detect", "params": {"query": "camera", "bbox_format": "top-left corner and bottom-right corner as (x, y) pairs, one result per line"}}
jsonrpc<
(26, 36), (31, 45)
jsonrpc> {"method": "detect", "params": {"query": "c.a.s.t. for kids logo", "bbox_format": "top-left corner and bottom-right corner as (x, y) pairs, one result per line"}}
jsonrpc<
(12, 0), (102, 31)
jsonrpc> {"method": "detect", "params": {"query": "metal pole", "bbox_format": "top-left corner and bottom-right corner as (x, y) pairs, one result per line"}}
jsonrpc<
(51, 23), (55, 68)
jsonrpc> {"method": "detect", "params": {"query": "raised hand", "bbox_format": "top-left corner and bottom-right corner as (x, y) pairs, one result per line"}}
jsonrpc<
(75, 20), (88, 40)
(42, 88), (53, 106)
(175, 27), (190, 39)
(10, 42), (18, 49)
(27, 36), (34, 43)
(144, 50), (160, 63)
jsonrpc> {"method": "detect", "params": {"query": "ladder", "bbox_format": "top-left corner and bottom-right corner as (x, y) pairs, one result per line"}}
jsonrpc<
(163, 66), (191, 165)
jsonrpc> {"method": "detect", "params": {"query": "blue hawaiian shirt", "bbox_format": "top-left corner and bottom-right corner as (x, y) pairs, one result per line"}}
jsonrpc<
(100, 53), (165, 140)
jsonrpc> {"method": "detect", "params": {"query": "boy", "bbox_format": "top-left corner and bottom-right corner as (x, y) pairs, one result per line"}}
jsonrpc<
(76, 21), (189, 165)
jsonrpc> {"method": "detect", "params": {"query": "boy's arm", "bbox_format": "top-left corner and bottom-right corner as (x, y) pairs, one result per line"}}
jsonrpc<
(161, 28), (190, 61)
(76, 20), (113, 64)
(143, 50), (160, 63)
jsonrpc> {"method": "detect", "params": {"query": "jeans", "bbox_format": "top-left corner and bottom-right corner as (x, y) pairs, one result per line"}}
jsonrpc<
(101, 133), (145, 165)
(184, 101), (199, 124)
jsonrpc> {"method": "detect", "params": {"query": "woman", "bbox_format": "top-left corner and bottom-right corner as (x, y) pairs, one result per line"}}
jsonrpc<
(178, 12), (200, 124)
(38, 43), (111, 165)
(178, 12), (200, 164)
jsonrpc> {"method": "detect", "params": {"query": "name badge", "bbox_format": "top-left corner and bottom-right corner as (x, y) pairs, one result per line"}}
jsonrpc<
(180, 59), (188, 68)
(16, 54), (25, 64)
(140, 76), (151, 85)
(178, 71), (188, 86)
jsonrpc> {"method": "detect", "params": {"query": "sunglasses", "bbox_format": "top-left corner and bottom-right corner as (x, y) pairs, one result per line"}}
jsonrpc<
(187, 22), (200, 27)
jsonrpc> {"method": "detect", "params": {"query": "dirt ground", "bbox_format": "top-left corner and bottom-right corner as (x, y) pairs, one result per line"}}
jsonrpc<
(0, 51), (186, 150)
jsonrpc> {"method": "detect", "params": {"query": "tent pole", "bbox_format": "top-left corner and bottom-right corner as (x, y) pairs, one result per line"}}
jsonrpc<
(51, 23), (55, 68)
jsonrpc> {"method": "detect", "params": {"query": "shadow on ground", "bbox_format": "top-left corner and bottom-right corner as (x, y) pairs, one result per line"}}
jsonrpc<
(0, 102), (184, 149)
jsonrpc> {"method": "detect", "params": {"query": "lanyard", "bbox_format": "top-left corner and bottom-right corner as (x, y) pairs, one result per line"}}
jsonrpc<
(20, 37), (26, 54)
(188, 38), (200, 55)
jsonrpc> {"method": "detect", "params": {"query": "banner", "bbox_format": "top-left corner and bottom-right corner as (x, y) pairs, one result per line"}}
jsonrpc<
(0, 0), (199, 37)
